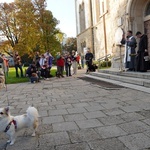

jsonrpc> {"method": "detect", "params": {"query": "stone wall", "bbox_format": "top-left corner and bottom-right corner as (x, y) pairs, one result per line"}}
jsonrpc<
(75, 0), (150, 68)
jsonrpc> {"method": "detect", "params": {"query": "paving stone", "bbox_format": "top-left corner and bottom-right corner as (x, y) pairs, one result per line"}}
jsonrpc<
(137, 102), (150, 111)
(56, 142), (91, 150)
(64, 99), (80, 104)
(42, 115), (64, 124)
(38, 124), (53, 134)
(48, 101), (64, 105)
(38, 110), (48, 117)
(69, 128), (101, 143)
(55, 104), (73, 109)
(143, 130), (150, 138)
(137, 110), (150, 118)
(48, 109), (68, 116)
(67, 107), (87, 114)
(101, 103), (123, 109)
(52, 121), (79, 132)
(76, 119), (103, 129)
(84, 105), (105, 111)
(118, 121), (150, 134)
(79, 98), (93, 102)
(120, 105), (142, 112)
(88, 138), (129, 150)
(1, 70), (150, 150)
(119, 112), (145, 122)
(39, 132), (70, 146)
(95, 125), (127, 138)
(36, 146), (55, 150)
(102, 108), (125, 116)
(118, 133), (150, 150)
(98, 115), (125, 125)
(37, 105), (56, 111)
(72, 102), (90, 107)
(6, 136), (38, 150)
(84, 111), (106, 119)
(142, 119), (150, 126)
(64, 114), (86, 121)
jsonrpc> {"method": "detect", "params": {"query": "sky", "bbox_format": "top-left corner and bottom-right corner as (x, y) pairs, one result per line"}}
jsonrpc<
(0, 0), (77, 37)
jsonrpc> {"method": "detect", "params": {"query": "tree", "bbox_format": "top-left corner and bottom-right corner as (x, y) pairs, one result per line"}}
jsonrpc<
(0, 0), (64, 57)
(63, 37), (77, 53)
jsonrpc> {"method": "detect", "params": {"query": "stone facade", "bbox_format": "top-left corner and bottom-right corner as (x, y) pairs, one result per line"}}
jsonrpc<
(75, 0), (150, 68)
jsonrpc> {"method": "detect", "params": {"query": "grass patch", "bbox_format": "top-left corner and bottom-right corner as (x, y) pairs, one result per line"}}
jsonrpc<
(5, 67), (57, 84)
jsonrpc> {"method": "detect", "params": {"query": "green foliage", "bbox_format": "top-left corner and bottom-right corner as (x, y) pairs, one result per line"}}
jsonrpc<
(62, 37), (77, 53)
(100, 61), (111, 67)
(93, 60), (111, 68)
(0, 0), (63, 57)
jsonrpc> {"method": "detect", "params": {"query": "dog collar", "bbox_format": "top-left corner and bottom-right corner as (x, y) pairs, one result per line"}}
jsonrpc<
(4, 120), (17, 133)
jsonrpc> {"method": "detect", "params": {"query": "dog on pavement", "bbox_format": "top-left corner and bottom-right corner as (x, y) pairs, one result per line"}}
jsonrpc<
(0, 106), (39, 145)
(0, 70), (5, 89)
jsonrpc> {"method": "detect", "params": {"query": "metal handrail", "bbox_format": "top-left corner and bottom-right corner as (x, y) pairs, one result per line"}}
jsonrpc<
(97, 54), (111, 70)
(97, 54), (111, 61)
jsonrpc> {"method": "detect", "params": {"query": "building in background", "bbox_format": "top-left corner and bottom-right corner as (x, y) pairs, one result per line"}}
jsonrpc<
(75, 0), (150, 68)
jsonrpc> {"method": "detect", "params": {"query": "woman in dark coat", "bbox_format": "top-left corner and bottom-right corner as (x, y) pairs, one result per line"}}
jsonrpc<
(136, 31), (149, 72)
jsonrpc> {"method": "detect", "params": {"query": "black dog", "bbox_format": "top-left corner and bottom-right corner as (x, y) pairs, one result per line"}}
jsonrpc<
(88, 64), (98, 72)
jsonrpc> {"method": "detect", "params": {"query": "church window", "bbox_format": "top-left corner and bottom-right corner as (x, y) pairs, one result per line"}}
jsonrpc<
(145, 2), (150, 16)
(96, 0), (100, 22)
(99, 0), (108, 16)
(79, 2), (85, 33)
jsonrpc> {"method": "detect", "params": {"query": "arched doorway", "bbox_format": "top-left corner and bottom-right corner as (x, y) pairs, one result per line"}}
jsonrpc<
(144, 2), (150, 54)
(126, 0), (150, 53)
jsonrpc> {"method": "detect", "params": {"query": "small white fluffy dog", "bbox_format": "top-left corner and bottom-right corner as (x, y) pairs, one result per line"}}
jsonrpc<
(0, 70), (5, 89)
(0, 106), (39, 145)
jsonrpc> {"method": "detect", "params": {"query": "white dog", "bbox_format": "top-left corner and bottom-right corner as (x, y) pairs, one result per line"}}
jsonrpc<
(0, 70), (5, 89)
(0, 106), (39, 145)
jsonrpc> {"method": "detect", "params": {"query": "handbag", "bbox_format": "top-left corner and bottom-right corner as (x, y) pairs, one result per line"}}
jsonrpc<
(144, 52), (150, 62)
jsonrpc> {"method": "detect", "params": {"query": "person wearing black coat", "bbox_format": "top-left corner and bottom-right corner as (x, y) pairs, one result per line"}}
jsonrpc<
(85, 49), (94, 73)
(135, 31), (149, 72)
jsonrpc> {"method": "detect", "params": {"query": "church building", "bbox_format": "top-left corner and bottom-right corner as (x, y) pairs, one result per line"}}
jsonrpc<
(75, 0), (150, 68)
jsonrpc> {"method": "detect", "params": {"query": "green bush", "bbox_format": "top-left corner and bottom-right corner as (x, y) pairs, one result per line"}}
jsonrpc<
(100, 61), (111, 67)
(93, 60), (111, 68)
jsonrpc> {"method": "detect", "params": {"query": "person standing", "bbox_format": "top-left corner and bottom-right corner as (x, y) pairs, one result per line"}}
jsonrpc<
(1, 54), (9, 76)
(71, 50), (78, 75)
(121, 30), (137, 71)
(135, 31), (149, 72)
(56, 52), (65, 78)
(14, 51), (23, 77)
(85, 48), (94, 73)
(33, 51), (41, 71)
(44, 50), (54, 77)
(64, 52), (72, 77)
(80, 52), (85, 68)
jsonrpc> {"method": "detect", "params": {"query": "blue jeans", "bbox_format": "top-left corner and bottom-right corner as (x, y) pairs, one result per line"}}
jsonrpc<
(15, 64), (23, 77)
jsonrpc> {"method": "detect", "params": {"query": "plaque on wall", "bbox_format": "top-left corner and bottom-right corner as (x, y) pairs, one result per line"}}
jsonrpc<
(115, 27), (124, 45)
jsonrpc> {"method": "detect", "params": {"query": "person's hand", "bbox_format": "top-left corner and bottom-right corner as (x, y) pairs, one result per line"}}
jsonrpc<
(145, 49), (148, 52)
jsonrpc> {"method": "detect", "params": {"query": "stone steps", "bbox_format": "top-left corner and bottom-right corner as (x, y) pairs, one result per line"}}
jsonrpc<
(85, 69), (150, 93)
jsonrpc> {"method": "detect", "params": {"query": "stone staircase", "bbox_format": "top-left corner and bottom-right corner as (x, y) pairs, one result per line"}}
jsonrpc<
(85, 68), (150, 93)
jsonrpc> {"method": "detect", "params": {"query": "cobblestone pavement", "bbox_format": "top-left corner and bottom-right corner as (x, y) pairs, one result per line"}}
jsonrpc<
(0, 69), (150, 150)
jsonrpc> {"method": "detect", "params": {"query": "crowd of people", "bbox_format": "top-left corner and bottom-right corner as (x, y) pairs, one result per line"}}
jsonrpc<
(26, 49), (97, 83)
(0, 49), (94, 83)
(121, 30), (149, 72)
(1, 30), (148, 84)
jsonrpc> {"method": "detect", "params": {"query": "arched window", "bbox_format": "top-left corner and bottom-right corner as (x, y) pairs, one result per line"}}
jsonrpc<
(79, 2), (85, 33)
(145, 2), (150, 16)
